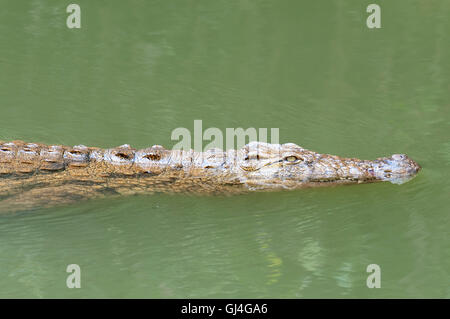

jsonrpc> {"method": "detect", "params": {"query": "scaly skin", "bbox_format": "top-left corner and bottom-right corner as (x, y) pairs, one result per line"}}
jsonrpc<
(0, 140), (421, 212)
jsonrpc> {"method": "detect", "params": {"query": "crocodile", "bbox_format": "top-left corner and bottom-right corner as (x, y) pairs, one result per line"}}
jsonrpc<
(0, 140), (421, 212)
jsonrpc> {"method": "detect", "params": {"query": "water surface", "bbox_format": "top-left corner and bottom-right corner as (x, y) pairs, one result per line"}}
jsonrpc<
(0, 0), (449, 298)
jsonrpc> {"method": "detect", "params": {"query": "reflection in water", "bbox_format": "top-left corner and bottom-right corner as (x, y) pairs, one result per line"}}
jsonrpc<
(0, 0), (449, 298)
(255, 226), (283, 286)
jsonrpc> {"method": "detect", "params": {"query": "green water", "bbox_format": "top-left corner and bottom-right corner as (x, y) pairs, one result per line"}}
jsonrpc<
(0, 0), (449, 298)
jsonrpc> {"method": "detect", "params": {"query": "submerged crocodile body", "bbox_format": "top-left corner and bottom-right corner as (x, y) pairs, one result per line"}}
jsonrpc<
(0, 140), (420, 212)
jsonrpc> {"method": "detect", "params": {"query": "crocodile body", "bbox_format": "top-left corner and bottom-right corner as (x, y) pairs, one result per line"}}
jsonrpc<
(0, 140), (421, 212)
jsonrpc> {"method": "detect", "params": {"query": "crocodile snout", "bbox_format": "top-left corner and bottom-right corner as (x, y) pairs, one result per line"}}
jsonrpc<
(392, 154), (421, 174)
(373, 154), (421, 184)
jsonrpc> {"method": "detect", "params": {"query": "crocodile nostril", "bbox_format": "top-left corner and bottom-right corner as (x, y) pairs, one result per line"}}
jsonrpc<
(392, 154), (406, 161)
(411, 162), (421, 173)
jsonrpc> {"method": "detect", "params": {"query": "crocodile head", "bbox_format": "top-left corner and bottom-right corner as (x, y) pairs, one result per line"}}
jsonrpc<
(235, 142), (421, 189)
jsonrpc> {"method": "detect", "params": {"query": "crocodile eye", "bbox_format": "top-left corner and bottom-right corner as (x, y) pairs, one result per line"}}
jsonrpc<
(284, 155), (299, 163)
